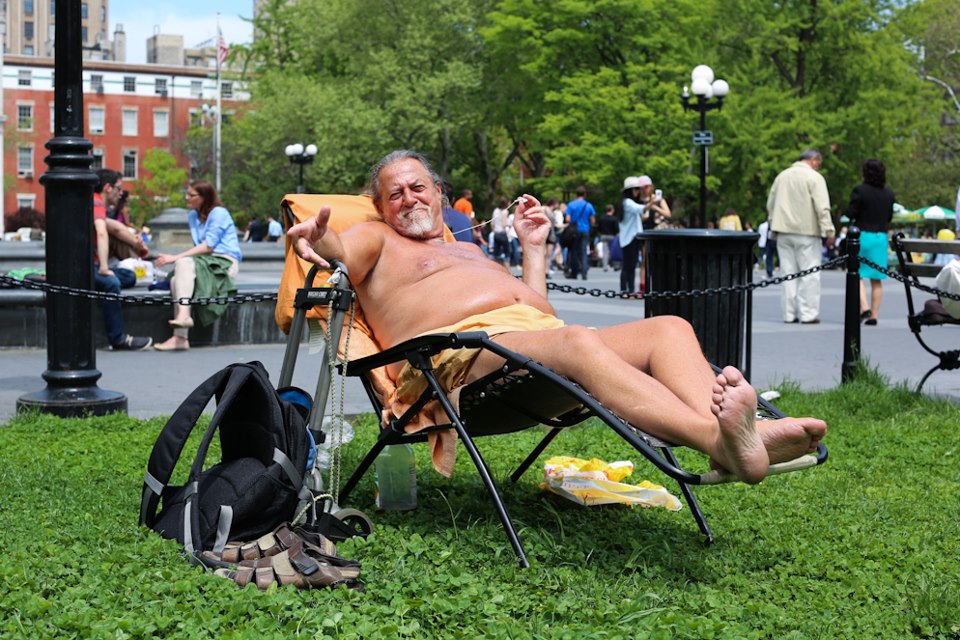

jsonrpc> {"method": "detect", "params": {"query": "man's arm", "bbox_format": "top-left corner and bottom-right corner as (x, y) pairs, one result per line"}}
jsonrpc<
(286, 205), (385, 284)
(513, 195), (550, 298)
(93, 218), (112, 276)
(105, 218), (146, 254)
(813, 176), (835, 240)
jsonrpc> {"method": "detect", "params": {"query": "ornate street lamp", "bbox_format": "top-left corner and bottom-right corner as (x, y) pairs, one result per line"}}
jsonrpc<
(18, 0), (126, 416)
(680, 65), (729, 227)
(285, 143), (318, 194)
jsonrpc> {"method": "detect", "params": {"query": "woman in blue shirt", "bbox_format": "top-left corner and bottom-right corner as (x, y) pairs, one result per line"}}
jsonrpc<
(154, 180), (242, 351)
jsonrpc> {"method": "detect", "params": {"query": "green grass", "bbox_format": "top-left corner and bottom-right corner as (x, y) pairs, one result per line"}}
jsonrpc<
(2, 369), (959, 639)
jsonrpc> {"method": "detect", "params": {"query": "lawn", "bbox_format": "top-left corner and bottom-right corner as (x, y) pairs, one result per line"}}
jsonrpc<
(1, 370), (958, 639)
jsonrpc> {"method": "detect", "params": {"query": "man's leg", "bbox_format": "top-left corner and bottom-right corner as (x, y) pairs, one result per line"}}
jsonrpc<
(777, 234), (801, 322)
(94, 271), (125, 346)
(577, 233), (590, 278)
(795, 235), (823, 322)
(115, 267), (137, 289)
(466, 319), (826, 483)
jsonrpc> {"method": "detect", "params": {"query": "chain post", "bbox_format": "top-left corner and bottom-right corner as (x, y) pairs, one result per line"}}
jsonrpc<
(842, 227), (862, 383)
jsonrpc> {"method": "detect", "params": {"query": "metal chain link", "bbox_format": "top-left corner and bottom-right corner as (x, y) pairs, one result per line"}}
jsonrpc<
(0, 273), (277, 306)
(858, 257), (960, 301)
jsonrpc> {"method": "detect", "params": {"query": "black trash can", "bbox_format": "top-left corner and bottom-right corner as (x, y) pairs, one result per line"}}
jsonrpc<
(639, 229), (759, 377)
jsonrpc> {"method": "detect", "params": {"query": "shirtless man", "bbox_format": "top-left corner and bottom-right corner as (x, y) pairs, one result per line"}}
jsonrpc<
(288, 150), (827, 484)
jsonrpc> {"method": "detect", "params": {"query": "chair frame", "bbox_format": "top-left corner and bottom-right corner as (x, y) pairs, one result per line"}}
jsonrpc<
(280, 263), (827, 568)
(890, 233), (960, 392)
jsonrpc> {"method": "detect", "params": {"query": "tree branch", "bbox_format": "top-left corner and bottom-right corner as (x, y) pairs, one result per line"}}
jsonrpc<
(922, 74), (960, 117)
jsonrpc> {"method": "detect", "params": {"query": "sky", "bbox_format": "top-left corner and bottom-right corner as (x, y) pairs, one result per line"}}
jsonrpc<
(110, 0), (254, 65)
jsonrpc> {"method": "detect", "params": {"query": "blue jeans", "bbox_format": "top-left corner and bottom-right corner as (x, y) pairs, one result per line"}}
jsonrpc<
(94, 269), (127, 346)
(569, 232), (590, 277)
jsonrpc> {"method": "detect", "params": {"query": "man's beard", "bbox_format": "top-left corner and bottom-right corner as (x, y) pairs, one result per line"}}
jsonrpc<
(396, 206), (437, 238)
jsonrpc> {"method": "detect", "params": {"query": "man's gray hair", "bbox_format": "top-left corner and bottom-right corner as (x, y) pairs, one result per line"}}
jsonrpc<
(368, 150), (442, 207)
(798, 148), (822, 162)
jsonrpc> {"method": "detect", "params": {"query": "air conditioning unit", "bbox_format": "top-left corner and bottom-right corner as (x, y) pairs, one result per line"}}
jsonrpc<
(19, 170), (34, 178)
(96, 84), (104, 95)
(159, 89), (168, 98)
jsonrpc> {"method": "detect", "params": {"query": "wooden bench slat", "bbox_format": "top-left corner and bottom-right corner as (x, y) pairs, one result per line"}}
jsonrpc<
(894, 239), (960, 255)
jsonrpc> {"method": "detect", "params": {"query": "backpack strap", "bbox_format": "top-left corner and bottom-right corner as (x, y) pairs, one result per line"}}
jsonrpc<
(139, 363), (242, 530)
(182, 363), (264, 558)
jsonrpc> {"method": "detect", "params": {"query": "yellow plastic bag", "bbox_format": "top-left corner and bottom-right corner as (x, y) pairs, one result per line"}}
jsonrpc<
(541, 456), (682, 511)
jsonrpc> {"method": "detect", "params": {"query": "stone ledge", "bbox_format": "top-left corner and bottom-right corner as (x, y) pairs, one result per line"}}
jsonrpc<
(0, 284), (288, 349)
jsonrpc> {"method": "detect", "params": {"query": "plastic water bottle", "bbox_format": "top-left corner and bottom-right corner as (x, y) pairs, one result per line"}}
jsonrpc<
(374, 444), (417, 511)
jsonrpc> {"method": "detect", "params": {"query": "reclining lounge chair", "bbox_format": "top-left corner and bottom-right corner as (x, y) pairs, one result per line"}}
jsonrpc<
(276, 194), (828, 568)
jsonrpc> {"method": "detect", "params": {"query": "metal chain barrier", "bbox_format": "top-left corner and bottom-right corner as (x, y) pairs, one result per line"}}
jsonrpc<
(2, 256), (851, 306)
(544, 255), (846, 299)
(858, 256), (960, 302)
(0, 273), (278, 306)
(10, 253), (957, 305)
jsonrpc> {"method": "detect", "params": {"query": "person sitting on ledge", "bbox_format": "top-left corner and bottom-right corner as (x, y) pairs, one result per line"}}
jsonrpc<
(287, 150), (827, 484)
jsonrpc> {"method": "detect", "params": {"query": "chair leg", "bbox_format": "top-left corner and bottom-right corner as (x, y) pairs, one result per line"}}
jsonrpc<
(510, 428), (563, 483)
(423, 372), (530, 568)
(915, 366), (938, 393)
(660, 447), (714, 545)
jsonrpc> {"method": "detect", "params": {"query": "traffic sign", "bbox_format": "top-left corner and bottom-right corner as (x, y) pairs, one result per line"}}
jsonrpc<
(692, 130), (714, 146)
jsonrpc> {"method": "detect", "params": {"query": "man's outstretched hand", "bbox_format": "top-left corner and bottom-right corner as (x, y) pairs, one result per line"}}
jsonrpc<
(287, 205), (332, 267)
(512, 194), (551, 248)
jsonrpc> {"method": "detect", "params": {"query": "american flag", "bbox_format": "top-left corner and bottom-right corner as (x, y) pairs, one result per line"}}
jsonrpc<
(217, 29), (229, 67)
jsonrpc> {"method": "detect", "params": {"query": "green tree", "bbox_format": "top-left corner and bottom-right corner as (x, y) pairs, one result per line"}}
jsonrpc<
(129, 149), (188, 226)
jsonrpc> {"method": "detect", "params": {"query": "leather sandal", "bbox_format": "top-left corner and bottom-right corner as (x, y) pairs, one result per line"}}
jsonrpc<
(217, 523), (335, 563)
(205, 523), (360, 580)
(214, 548), (351, 590)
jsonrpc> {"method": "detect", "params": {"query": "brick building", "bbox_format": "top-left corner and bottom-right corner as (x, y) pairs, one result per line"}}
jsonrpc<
(2, 54), (247, 217)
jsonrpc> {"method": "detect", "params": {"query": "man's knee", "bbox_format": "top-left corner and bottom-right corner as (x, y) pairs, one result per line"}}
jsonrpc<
(556, 324), (604, 354)
(647, 315), (697, 342)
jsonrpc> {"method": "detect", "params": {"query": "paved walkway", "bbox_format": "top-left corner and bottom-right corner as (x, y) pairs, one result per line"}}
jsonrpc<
(2, 267), (957, 421)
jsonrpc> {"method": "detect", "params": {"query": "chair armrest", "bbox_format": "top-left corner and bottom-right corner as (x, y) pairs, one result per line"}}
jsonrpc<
(344, 331), (490, 374)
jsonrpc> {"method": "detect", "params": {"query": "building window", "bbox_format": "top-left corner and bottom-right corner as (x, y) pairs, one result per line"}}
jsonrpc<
(155, 78), (168, 95)
(190, 80), (203, 98)
(189, 108), (202, 128)
(25, 0), (34, 15)
(24, 22), (34, 40)
(81, 26), (88, 43)
(123, 76), (136, 92)
(17, 104), (33, 131)
(90, 74), (104, 93)
(221, 81), (233, 99)
(18, 70), (32, 86)
(48, 24), (54, 41)
(24, 45), (34, 56)
(101, 6), (105, 20)
(17, 194), (37, 210)
(18, 147), (34, 176)
(89, 106), (105, 134)
(50, 0), (54, 13)
(122, 109), (137, 136)
(81, 2), (87, 18)
(153, 110), (169, 137)
(123, 150), (138, 179)
(91, 148), (104, 171)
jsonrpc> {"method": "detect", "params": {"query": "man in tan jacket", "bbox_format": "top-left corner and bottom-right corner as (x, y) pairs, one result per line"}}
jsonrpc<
(767, 148), (836, 324)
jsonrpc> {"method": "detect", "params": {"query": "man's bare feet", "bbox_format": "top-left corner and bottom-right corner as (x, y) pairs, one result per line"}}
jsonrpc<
(710, 366), (769, 484)
(757, 417), (827, 465)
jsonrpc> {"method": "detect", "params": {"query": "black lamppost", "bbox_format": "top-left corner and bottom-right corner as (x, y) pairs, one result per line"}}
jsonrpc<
(285, 143), (318, 194)
(17, 0), (126, 416)
(680, 65), (729, 228)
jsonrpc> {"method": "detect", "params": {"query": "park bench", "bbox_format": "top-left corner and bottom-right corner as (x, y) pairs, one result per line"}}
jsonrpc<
(890, 233), (960, 391)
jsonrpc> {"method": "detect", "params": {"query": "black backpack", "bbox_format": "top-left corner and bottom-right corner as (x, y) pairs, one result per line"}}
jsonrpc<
(139, 361), (312, 557)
